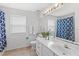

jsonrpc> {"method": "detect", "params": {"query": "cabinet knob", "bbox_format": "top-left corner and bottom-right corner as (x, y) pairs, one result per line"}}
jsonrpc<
(63, 53), (66, 55)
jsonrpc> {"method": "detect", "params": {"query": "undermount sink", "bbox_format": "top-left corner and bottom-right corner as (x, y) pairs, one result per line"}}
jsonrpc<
(47, 42), (71, 56)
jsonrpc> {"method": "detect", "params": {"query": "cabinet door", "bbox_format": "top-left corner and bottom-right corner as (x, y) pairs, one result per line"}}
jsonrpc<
(36, 40), (41, 56)
(41, 45), (56, 56)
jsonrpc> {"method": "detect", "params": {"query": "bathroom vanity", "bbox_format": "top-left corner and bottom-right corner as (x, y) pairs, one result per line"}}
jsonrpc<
(36, 37), (79, 56)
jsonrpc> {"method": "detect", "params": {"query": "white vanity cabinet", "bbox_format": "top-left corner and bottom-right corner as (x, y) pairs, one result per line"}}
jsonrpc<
(36, 37), (79, 56)
(36, 38), (57, 56)
(41, 44), (56, 56)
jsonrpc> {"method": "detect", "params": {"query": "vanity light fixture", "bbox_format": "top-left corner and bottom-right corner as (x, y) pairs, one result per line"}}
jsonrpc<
(41, 3), (63, 15)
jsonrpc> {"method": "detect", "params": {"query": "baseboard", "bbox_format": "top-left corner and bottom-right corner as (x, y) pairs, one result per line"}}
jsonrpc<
(4, 46), (31, 53)
(6, 43), (31, 51)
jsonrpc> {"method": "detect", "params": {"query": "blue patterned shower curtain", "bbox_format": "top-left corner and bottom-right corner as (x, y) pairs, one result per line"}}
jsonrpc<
(56, 16), (75, 41)
(0, 10), (7, 52)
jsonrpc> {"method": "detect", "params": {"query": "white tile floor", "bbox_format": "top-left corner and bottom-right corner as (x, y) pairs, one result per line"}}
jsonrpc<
(3, 46), (37, 56)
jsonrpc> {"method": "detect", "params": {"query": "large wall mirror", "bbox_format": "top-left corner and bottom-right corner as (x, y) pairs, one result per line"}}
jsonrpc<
(56, 13), (77, 45)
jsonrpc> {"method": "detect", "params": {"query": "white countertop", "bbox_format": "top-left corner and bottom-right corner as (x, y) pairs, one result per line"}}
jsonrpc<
(36, 37), (79, 56)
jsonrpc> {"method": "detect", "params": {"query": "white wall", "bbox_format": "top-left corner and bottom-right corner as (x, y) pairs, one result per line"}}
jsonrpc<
(52, 3), (79, 43)
(0, 6), (40, 50)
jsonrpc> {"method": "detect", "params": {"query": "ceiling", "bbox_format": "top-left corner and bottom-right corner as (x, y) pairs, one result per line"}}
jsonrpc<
(0, 3), (54, 11)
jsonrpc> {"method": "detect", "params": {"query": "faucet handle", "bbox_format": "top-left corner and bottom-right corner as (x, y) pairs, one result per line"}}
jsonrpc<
(64, 44), (70, 49)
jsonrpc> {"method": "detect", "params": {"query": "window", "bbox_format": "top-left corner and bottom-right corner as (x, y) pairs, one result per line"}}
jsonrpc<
(10, 15), (26, 33)
(48, 19), (55, 31)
